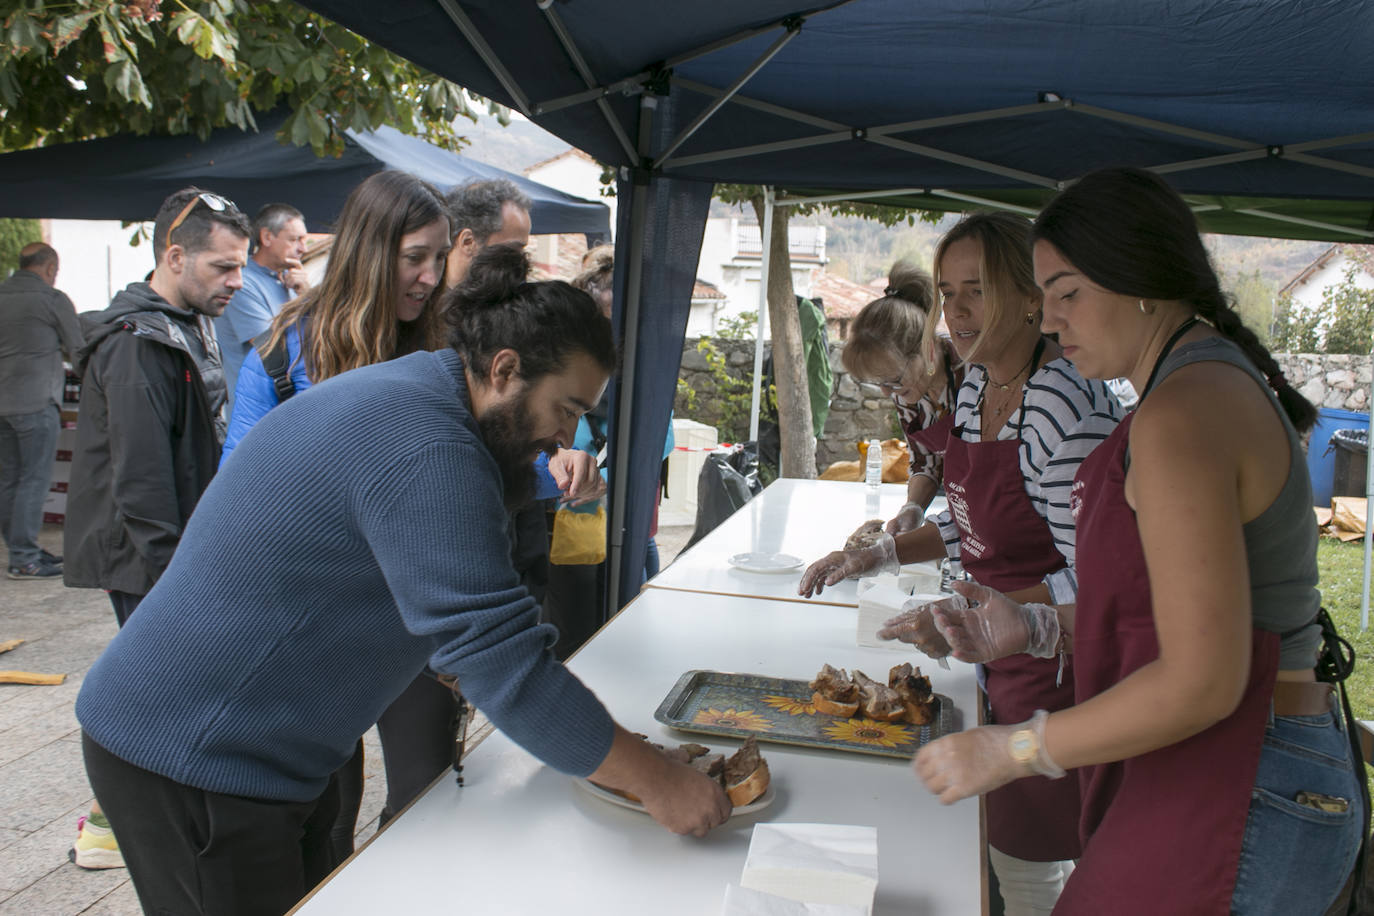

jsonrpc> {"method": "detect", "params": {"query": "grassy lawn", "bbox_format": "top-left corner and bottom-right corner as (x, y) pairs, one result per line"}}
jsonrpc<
(1316, 538), (1374, 799)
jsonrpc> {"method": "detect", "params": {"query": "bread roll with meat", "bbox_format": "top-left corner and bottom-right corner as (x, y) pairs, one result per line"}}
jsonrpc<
(723, 736), (770, 806)
(889, 661), (937, 726)
(852, 669), (906, 721)
(809, 663), (861, 717)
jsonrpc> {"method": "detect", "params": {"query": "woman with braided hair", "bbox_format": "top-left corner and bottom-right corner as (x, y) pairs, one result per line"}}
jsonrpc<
(900, 167), (1363, 914)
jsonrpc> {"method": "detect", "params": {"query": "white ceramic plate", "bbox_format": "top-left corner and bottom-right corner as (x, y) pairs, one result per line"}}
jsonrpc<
(576, 779), (776, 817)
(728, 552), (803, 573)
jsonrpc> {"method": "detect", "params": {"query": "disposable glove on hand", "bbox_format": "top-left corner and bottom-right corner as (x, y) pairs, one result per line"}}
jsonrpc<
(929, 580), (1061, 663)
(797, 533), (900, 597)
(915, 711), (1062, 805)
(885, 501), (926, 536)
(876, 595), (953, 661)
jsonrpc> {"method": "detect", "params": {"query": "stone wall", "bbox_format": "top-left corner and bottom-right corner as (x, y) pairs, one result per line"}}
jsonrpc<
(675, 337), (1372, 473)
(1275, 354), (1371, 412)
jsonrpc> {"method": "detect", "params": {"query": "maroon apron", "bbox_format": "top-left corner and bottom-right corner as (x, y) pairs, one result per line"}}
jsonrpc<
(910, 412), (955, 453)
(941, 371), (1082, 862)
(1055, 412), (1277, 914)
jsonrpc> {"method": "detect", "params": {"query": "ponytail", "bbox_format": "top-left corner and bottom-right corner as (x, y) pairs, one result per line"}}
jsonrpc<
(1194, 288), (1316, 432)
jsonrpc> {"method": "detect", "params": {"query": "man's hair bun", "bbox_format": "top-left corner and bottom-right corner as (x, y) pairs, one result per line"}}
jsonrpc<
(453, 245), (530, 313)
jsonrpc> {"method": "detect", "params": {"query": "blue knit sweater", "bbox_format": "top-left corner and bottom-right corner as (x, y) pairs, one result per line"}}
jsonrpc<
(76, 349), (615, 802)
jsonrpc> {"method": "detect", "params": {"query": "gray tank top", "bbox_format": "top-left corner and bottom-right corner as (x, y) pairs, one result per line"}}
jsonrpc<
(1152, 337), (1321, 669)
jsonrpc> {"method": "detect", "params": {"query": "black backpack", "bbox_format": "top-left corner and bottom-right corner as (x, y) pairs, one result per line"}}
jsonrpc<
(251, 332), (296, 402)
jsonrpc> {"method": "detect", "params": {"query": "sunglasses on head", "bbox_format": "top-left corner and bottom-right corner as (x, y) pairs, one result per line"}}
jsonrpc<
(165, 192), (236, 250)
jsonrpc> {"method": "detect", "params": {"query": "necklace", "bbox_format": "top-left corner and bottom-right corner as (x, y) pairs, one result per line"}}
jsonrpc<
(986, 345), (1038, 391)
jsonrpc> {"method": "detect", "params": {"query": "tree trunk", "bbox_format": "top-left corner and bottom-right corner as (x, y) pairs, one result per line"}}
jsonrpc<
(750, 195), (816, 479)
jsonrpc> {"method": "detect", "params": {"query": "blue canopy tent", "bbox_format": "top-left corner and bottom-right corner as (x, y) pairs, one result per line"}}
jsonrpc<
(296, 0), (1374, 616)
(0, 109), (611, 238)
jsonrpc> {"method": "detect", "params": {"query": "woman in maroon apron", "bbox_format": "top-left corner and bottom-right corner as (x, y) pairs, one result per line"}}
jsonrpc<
(839, 260), (963, 535)
(804, 213), (1124, 913)
(908, 168), (1363, 914)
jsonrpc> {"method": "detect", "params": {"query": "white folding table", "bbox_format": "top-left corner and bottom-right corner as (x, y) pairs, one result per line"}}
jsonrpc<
(647, 478), (948, 607)
(291, 586), (983, 915)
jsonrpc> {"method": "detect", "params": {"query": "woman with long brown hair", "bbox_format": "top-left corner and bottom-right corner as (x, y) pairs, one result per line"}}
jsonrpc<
(221, 170), (449, 459)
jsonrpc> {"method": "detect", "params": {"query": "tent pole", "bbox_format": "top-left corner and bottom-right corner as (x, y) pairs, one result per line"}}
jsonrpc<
(748, 186), (775, 442)
(1363, 359), (1373, 630)
(606, 96), (657, 615)
(434, 0), (533, 117)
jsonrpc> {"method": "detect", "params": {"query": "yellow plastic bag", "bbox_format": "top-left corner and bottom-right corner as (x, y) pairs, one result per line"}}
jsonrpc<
(549, 503), (608, 565)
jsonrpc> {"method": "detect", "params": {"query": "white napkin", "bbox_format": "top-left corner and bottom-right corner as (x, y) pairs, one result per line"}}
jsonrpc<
(721, 883), (870, 915)
(857, 583), (946, 652)
(727, 823), (878, 913)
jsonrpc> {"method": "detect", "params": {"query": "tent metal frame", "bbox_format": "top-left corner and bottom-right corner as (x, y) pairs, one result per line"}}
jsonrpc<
(433, 0), (1374, 616)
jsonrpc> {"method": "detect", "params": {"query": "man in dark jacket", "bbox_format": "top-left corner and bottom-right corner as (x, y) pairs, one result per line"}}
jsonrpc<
(64, 188), (250, 624)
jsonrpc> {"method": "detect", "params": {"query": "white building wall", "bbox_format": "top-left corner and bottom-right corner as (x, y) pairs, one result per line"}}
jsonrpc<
(1287, 255), (1374, 313)
(43, 219), (156, 315)
(525, 156), (616, 238)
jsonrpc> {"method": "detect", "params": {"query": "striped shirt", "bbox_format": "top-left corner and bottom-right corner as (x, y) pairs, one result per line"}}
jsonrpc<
(934, 356), (1124, 603)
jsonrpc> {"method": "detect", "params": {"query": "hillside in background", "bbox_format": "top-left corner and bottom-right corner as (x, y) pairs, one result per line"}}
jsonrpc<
(456, 110), (574, 174)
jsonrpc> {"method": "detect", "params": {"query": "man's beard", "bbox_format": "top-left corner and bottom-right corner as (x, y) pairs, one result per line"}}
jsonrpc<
(477, 393), (553, 510)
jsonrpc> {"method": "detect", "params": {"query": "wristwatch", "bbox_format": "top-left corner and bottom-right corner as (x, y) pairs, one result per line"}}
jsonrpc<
(1008, 727), (1040, 769)
(1007, 709), (1066, 778)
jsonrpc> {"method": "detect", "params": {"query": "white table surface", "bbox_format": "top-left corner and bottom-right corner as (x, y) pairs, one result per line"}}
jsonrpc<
(293, 587), (982, 916)
(647, 478), (948, 607)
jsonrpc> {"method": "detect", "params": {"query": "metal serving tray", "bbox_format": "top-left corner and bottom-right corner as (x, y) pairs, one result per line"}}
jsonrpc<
(653, 669), (955, 760)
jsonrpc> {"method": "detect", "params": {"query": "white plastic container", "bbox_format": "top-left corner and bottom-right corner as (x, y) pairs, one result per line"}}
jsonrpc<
(659, 418), (719, 527)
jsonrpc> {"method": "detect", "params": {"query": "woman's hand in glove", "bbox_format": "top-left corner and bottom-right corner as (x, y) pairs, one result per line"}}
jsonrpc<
(885, 501), (926, 536)
(876, 596), (953, 661)
(797, 534), (900, 597)
(916, 711), (1062, 804)
(930, 580), (1061, 663)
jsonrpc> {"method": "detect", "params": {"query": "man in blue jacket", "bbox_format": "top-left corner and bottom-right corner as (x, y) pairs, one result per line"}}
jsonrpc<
(75, 246), (730, 915)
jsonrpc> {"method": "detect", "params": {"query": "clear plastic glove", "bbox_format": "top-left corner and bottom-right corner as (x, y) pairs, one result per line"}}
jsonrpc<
(885, 501), (926, 536)
(915, 711), (1063, 805)
(876, 595), (952, 661)
(929, 580), (1061, 663)
(547, 448), (606, 507)
(797, 533), (900, 598)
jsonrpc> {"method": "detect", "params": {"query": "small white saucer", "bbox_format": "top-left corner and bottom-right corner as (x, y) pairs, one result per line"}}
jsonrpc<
(728, 552), (803, 573)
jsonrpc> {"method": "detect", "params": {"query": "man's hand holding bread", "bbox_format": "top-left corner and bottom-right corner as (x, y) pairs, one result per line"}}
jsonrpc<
(587, 726), (732, 836)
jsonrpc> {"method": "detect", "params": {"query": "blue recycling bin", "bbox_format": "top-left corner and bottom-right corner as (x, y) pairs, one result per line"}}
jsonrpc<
(1307, 407), (1369, 508)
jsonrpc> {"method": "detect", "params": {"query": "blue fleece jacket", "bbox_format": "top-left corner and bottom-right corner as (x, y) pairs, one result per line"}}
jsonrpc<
(76, 349), (615, 802)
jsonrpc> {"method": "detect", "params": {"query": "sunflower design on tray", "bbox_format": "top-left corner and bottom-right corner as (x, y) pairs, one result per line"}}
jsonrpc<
(823, 718), (914, 748)
(761, 694), (817, 716)
(691, 706), (774, 731)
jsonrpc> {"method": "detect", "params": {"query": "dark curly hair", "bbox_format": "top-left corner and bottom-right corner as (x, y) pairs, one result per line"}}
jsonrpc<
(445, 245), (617, 383)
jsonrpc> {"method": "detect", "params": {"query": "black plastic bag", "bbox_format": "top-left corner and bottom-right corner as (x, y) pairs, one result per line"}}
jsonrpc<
(685, 442), (762, 549)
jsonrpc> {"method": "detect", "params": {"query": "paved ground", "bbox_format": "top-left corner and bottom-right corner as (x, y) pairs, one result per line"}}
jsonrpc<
(0, 523), (694, 915)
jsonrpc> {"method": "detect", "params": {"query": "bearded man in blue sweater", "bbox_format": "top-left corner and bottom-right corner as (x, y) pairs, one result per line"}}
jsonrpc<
(75, 246), (731, 916)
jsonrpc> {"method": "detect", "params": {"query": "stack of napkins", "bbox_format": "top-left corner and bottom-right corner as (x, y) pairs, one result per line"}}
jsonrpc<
(721, 823), (878, 915)
(856, 580), (944, 651)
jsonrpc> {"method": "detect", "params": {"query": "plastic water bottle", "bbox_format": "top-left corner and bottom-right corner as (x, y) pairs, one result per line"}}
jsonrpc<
(865, 438), (883, 489)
